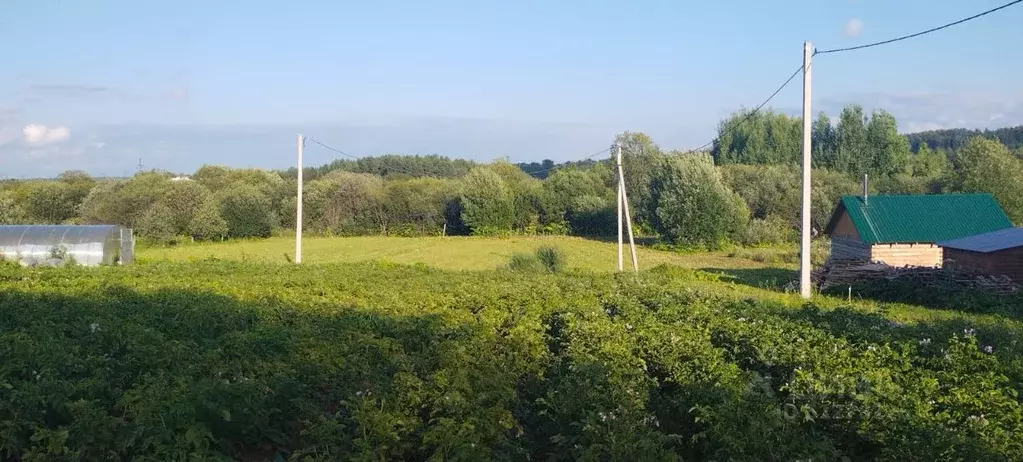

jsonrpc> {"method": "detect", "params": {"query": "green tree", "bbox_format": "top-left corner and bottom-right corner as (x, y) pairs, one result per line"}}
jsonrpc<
(320, 172), (387, 234)
(188, 198), (229, 241)
(216, 184), (275, 238)
(714, 110), (802, 165)
(0, 191), (25, 224)
(834, 105), (869, 175)
(811, 169), (860, 233)
(947, 137), (1023, 224)
(384, 178), (453, 235)
(811, 113), (838, 168)
(137, 203), (178, 243)
(904, 143), (950, 178)
(615, 131), (661, 226)
(459, 167), (515, 234)
(23, 182), (77, 224)
(650, 154), (749, 247)
(719, 164), (800, 224)
(157, 181), (212, 234)
(80, 173), (173, 228)
(865, 110), (910, 177)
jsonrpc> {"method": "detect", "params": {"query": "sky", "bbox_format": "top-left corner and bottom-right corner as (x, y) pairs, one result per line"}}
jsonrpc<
(2, 0), (1022, 178)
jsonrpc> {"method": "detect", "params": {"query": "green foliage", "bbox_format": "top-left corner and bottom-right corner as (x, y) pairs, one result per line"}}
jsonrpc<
(651, 154), (749, 248)
(615, 132), (661, 226)
(292, 154), (476, 181)
(0, 190), (26, 224)
(137, 203), (179, 244)
(719, 164), (800, 223)
(535, 245), (566, 273)
(737, 216), (796, 246)
(713, 109), (802, 165)
(460, 167), (515, 234)
(946, 137), (1023, 224)
(566, 195), (615, 236)
(507, 252), (544, 272)
(907, 125), (1023, 153)
(810, 170), (860, 233)
(80, 173), (173, 228)
(216, 184), (275, 238)
(22, 182), (79, 224)
(188, 198), (229, 242)
(1, 263), (1022, 460)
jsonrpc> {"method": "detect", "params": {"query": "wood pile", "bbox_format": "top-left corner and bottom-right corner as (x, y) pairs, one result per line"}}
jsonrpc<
(813, 260), (1020, 296)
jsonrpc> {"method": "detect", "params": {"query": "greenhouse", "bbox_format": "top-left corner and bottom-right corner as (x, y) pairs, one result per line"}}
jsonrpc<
(0, 225), (134, 267)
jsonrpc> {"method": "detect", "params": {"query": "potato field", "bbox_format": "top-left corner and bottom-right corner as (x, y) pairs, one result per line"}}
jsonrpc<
(1, 260), (1022, 460)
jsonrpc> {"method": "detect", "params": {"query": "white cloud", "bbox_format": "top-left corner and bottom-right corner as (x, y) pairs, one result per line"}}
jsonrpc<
(844, 19), (863, 38)
(22, 124), (70, 145)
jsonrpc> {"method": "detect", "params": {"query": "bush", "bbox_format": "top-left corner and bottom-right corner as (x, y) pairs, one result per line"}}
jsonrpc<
(188, 198), (229, 241)
(651, 154), (749, 248)
(137, 203), (178, 244)
(217, 184), (275, 238)
(738, 216), (796, 247)
(535, 246), (566, 273)
(507, 252), (543, 272)
(460, 168), (515, 234)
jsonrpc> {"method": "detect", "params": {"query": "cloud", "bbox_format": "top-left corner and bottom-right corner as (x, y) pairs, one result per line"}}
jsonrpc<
(844, 19), (863, 38)
(23, 124), (71, 145)
(817, 92), (1023, 133)
(29, 84), (109, 97)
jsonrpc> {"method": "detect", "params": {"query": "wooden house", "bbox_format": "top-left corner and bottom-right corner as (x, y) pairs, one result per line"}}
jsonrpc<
(824, 193), (1012, 268)
(939, 228), (1023, 282)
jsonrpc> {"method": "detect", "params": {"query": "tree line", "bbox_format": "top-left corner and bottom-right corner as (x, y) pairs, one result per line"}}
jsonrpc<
(1, 106), (1021, 248)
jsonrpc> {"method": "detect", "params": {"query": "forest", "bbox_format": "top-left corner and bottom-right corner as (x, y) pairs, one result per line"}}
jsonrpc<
(1, 104), (1021, 249)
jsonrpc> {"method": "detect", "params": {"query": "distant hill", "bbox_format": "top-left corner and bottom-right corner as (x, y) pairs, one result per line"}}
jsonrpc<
(905, 125), (1023, 152)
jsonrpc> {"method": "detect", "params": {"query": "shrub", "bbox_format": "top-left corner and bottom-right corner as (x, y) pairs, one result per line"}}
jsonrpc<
(188, 198), (229, 241)
(137, 203), (179, 244)
(216, 184), (275, 238)
(460, 168), (515, 234)
(535, 245), (566, 273)
(738, 216), (796, 247)
(651, 154), (749, 248)
(507, 252), (543, 272)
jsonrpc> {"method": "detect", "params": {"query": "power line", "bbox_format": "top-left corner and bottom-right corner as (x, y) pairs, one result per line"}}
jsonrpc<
(523, 146), (613, 178)
(305, 136), (360, 160)
(815, 0), (1023, 55)
(678, 63), (805, 155)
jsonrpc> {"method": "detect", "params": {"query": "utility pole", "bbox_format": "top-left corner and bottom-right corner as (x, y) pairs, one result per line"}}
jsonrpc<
(615, 143), (639, 273)
(296, 134), (304, 264)
(616, 143), (624, 272)
(799, 41), (813, 298)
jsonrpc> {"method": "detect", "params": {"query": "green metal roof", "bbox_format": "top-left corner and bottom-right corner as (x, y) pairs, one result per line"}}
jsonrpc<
(825, 194), (1013, 244)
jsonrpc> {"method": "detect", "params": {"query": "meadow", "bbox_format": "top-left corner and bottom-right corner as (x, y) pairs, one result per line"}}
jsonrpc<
(137, 235), (799, 272)
(3, 237), (1023, 460)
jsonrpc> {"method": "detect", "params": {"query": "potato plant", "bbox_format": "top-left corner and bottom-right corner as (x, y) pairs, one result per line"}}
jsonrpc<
(0, 262), (1021, 460)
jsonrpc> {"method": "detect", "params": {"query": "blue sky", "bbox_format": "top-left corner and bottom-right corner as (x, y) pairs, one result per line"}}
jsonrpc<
(2, 0), (1021, 177)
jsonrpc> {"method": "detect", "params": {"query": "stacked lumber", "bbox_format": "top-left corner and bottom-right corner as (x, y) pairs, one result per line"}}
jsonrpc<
(812, 260), (1020, 296)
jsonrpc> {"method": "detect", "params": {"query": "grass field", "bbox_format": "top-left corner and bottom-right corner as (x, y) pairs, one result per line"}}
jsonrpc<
(139, 235), (799, 272)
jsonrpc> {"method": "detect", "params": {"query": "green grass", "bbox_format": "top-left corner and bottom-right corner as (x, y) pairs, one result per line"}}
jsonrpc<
(139, 235), (786, 272)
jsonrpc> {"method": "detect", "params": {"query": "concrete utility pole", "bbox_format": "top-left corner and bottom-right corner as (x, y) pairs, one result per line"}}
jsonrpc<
(296, 134), (304, 264)
(615, 143), (639, 274)
(616, 143), (624, 272)
(799, 41), (813, 298)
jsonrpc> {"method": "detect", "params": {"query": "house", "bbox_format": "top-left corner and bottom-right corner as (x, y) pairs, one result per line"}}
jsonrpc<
(824, 193), (1013, 267)
(939, 228), (1023, 282)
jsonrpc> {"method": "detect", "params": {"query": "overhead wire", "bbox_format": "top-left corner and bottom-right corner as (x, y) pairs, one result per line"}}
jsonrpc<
(523, 146), (613, 178)
(677, 63), (805, 156)
(815, 0), (1023, 54)
(305, 136), (360, 160)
